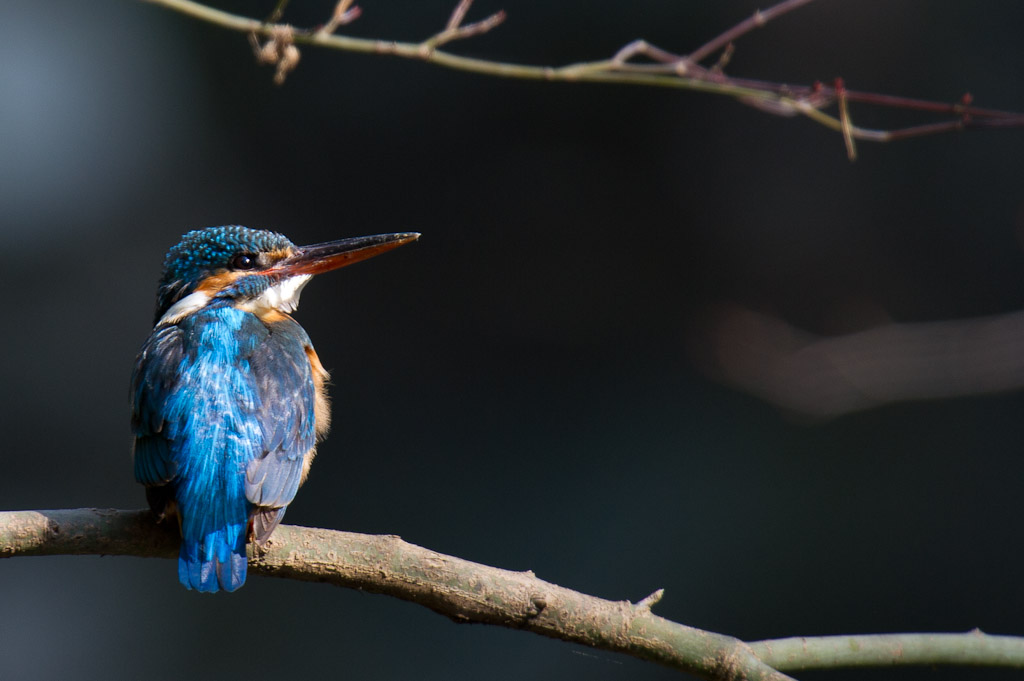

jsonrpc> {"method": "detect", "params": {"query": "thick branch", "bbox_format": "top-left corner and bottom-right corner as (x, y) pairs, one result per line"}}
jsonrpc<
(5, 509), (1024, 678)
(0, 508), (787, 681)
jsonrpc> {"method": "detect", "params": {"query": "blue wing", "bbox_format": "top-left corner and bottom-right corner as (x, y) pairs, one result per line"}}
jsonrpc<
(130, 306), (320, 592)
(244, 316), (319, 541)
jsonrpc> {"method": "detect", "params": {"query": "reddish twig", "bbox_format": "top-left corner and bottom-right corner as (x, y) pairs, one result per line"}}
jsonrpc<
(687, 0), (820, 64)
(446, 0), (473, 31)
(422, 0), (506, 55)
(317, 0), (362, 37)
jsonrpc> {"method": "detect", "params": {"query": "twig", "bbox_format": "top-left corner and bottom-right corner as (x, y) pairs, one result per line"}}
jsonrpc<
(266, 0), (289, 24)
(610, 40), (703, 78)
(420, 0), (506, 56)
(711, 43), (735, 74)
(137, 0), (1024, 147)
(447, 0), (473, 31)
(687, 0), (820, 64)
(5, 508), (1024, 677)
(835, 78), (857, 160)
(316, 0), (362, 38)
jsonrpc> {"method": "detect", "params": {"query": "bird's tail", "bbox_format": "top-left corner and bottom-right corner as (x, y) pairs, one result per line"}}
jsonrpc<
(178, 523), (248, 593)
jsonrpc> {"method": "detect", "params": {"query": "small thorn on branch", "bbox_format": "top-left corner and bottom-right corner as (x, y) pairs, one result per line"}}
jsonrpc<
(635, 588), (665, 612)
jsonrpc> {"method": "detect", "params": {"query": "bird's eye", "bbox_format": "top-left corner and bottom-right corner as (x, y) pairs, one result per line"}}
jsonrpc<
(230, 253), (257, 270)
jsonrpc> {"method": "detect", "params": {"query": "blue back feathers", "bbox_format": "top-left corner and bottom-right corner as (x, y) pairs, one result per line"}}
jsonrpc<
(132, 226), (323, 593)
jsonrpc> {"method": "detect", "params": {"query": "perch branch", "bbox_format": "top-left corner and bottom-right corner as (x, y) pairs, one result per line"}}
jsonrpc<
(5, 508), (1024, 678)
(136, 0), (1024, 151)
(0, 508), (787, 680)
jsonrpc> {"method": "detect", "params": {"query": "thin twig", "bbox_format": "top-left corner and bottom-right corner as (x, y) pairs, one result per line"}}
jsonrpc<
(266, 0), (289, 24)
(421, 0), (507, 55)
(137, 0), (1024, 146)
(447, 0), (473, 31)
(687, 0), (820, 64)
(711, 43), (735, 73)
(316, 0), (361, 37)
(610, 40), (704, 78)
(613, 39), (684, 65)
(836, 78), (857, 159)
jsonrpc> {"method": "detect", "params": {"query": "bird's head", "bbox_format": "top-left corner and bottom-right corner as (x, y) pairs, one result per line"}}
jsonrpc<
(154, 225), (419, 325)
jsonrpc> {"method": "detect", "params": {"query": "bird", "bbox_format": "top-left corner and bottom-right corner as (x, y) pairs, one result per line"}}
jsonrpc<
(130, 225), (418, 593)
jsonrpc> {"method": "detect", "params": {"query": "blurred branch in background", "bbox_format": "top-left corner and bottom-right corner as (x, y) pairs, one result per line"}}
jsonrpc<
(138, 0), (1024, 159)
(4, 508), (1024, 679)
(690, 305), (1024, 418)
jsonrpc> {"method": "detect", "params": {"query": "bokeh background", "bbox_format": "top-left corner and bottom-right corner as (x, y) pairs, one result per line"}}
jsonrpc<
(3, 1), (1024, 679)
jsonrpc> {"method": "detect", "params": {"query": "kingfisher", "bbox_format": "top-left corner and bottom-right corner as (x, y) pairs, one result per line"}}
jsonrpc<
(130, 225), (418, 593)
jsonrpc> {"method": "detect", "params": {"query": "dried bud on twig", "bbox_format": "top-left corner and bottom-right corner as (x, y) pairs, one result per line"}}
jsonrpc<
(250, 25), (301, 85)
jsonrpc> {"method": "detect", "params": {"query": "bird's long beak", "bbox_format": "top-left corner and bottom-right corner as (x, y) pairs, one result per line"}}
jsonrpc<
(272, 232), (420, 276)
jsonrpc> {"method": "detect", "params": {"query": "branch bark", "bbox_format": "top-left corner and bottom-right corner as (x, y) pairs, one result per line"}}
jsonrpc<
(1, 508), (786, 680)
(4, 508), (1024, 678)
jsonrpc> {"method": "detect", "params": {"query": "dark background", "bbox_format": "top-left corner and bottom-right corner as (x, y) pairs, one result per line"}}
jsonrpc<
(3, 1), (1024, 679)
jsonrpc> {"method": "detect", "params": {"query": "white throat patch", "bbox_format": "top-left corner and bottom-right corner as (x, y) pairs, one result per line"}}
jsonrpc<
(238, 274), (312, 315)
(156, 274), (313, 326)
